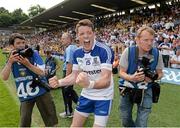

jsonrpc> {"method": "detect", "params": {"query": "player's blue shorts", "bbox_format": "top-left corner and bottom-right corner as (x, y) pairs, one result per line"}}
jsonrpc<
(76, 96), (112, 116)
(75, 96), (112, 126)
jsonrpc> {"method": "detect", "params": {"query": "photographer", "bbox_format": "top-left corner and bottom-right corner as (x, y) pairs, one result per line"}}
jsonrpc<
(45, 48), (60, 80)
(0, 33), (58, 127)
(119, 26), (163, 127)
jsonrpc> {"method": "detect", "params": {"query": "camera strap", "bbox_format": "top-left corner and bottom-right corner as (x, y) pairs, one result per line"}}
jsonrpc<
(135, 46), (139, 66)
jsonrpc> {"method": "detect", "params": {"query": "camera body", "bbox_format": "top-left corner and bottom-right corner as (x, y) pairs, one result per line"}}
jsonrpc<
(138, 56), (158, 81)
(13, 47), (33, 58)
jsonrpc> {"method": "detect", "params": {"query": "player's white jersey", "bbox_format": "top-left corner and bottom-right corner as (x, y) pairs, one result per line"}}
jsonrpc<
(73, 41), (114, 100)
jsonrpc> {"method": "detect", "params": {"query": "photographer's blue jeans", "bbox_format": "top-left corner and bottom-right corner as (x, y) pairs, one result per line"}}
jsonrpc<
(120, 88), (152, 127)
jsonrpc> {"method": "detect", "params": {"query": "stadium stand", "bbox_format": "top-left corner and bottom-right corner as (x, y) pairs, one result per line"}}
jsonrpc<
(1, 0), (180, 68)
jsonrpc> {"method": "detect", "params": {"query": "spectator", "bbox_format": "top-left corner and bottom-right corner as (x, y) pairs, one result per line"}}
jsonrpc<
(158, 38), (172, 67)
(112, 54), (119, 74)
(170, 48), (180, 69)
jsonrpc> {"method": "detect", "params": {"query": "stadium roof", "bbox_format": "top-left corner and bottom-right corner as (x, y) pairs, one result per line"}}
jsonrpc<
(20, 0), (168, 28)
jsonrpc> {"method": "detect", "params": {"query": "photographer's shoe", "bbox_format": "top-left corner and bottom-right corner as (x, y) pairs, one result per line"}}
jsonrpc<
(67, 113), (73, 118)
(59, 112), (73, 118)
(59, 112), (67, 118)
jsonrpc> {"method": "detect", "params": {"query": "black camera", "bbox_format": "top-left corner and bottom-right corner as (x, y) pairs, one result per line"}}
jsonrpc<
(30, 77), (50, 91)
(13, 47), (33, 58)
(138, 56), (158, 81)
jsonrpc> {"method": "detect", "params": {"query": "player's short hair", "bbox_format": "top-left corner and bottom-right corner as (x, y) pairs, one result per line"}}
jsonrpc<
(9, 33), (25, 45)
(75, 19), (94, 33)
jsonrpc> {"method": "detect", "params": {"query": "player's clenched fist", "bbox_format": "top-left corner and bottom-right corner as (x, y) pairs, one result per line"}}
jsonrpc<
(48, 76), (59, 88)
(76, 72), (90, 88)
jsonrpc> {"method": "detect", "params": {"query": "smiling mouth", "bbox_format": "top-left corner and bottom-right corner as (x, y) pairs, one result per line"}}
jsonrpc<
(84, 39), (90, 44)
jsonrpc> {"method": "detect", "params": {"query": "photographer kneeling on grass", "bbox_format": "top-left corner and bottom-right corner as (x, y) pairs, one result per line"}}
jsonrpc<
(118, 26), (164, 127)
(0, 33), (58, 127)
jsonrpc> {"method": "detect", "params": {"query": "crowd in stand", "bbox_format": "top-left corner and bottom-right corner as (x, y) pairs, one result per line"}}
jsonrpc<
(2, 1), (180, 69)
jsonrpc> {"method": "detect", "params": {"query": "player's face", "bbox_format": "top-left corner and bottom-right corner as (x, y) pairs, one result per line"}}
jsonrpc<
(77, 26), (95, 52)
(13, 38), (26, 50)
(137, 30), (154, 53)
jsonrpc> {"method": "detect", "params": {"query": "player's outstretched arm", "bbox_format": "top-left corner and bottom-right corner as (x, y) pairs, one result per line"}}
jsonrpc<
(49, 70), (79, 88)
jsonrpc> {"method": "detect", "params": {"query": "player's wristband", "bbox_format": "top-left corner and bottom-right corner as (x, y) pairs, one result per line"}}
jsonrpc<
(88, 80), (95, 89)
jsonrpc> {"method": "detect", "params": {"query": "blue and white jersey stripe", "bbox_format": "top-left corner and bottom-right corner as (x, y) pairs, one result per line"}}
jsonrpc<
(72, 40), (114, 100)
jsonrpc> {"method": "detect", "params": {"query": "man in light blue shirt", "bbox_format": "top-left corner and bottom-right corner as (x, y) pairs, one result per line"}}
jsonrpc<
(59, 32), (79, 118)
